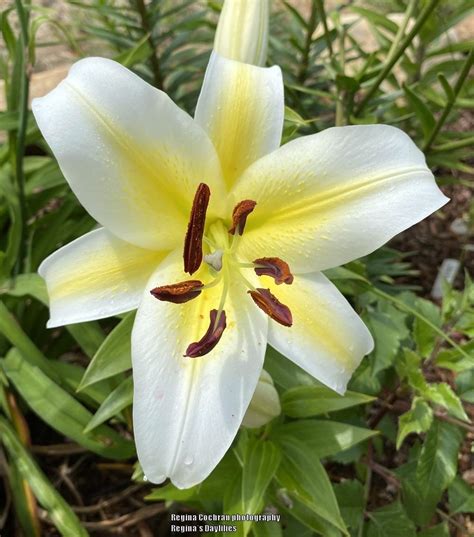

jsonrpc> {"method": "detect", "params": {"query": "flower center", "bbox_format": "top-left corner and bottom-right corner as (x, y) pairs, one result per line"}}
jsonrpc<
(150, 183), (295, 357)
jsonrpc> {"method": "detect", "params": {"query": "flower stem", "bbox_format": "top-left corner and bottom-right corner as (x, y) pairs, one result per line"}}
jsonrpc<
(134, 0), (164, 90)
(315, 0), (333, 56)
(13, 0), (30, 275)
(297, 0), (318, 85)
(423, 48), (474, 152)
(354, 0), (441, 116)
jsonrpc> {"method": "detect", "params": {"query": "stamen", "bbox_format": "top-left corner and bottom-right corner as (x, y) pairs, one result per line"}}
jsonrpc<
(248, 288), (293, 327)
(253, 257), (294, 285)
(184, 183), (210, 275)
(185, 309), (227, 358)
(229, 199), (257, 236)
(150, 280), (203, 304)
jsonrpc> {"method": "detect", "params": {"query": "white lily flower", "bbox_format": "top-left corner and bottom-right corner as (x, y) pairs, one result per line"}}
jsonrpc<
(214, 0), (269, 66)
(33, 51), (447, 488)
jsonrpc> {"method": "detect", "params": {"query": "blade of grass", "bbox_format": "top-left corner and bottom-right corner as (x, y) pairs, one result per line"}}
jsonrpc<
(0, 416), (89, 537)
(2, 349), (135, 460)
(355, 0), (441, 115)
(423, 48), (474, 151)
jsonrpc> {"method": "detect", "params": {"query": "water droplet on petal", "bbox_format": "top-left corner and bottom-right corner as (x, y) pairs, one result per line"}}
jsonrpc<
(184, 455), (194, 466)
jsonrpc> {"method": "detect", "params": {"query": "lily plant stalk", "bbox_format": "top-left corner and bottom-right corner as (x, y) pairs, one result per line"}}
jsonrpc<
(33, 0), (448, 488)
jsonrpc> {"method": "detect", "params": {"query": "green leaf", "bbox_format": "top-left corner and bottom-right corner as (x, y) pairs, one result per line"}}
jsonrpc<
(349, 6), (399, 33)
(2, 349), (135, 460)
(436, 340), (474, 372)
(0, 273), (48, 303)
(448, 476), (474, 514)
(52, 361), (111, 407)
(399, 421), (463, 525)
(264, 346), (315, 390)
(396, 397), (433, 449)
(437, 73), (454, 101)
(0, 301), (59, 381)
(276, 438), (347, 534)
(272, 420), (378, 458)
(67, 321), (105, 358)
(403, 83), (436, 141)
(366, 501), (416, 537)
(7, 460), (41, 537)
(418, 522), (450, 537)
(281, 386), (374, 418)
(78, 313), (134, 390)
(413, 298), (441, 357)
(84, 376), (133, 433)
(365, 306), (408, 375)
(0, 417), (88, 537)
(333, 480), (364, 531)
(241, 439), (281, 536)
(272, 493), (340, 537)
(425, 382), (468, 421)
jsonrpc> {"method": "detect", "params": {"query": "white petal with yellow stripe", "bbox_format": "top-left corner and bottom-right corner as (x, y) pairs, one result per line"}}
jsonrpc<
(232, 124), (449, 273)
(132, 251), (267, 488)
(265, 271), (374, 394)
(33, 57), (226, 251)
(195, 52), (284, 189)
(39, 228), (165, 328)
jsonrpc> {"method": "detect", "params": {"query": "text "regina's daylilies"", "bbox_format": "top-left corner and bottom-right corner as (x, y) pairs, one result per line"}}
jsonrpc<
(34, 4), (448, 489)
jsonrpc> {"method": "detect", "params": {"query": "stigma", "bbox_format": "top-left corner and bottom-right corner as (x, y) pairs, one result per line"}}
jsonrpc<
(150, 182), (295, 358)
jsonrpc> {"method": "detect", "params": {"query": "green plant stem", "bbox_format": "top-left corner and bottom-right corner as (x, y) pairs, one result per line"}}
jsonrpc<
(423, 48), (474, 152)
(335, 28), (346, 126)
(357, 440), (373, 537)
(386, 0), (416, 64)
(355, 0), (440, 115)
(134, 0), (163, 90)
(13, 0), (30, 275)
(315, 0), (333, 56)
(297, 0), (318, 84)
(432, 135), (474, 152)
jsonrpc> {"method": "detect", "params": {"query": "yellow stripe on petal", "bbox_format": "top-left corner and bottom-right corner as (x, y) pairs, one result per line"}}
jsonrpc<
(195, 52), (284, 189)
(233, 125), (448, 273)
(33, 57), (225, 251)
(132, 250), (267, 488)
(265, 272), (374, 394)
(39, 228), (166, 327)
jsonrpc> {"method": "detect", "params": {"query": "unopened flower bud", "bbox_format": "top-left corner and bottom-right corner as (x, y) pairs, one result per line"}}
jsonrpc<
(214, 0), (269, 66)
(242, 369), (281, 428)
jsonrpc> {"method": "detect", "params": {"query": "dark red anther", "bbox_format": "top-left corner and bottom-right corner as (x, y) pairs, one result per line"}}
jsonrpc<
(185, 309), (227, 358)
(228, 199), (257, 235)
(150, 280), (203, 304)
(254, 257), (294, 285)
(184, 183), (210, 274)
(248, 288), (292, 327)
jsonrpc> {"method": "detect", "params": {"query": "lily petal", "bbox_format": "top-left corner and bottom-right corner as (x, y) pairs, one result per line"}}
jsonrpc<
(195, 52), (284, 189)
(265, 272), (374, 394)
(232, 125), (449, 272)
(132, 251), (267, 488)
(32, 57), (225, 251)
(39, 228), (165, 328)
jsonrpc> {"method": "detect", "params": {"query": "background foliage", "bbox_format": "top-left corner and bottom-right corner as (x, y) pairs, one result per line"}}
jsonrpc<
(0, 0), (473, 535)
